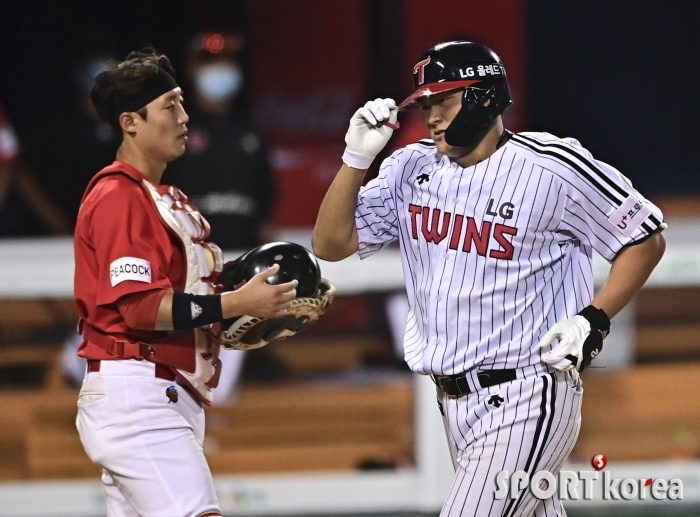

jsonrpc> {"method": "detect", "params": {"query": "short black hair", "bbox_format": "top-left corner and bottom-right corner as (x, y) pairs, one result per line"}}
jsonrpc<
(91, 47), (176, 144)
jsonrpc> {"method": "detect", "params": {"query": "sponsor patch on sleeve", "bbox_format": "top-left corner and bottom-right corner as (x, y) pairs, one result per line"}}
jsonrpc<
(110, 257), (152, 287)
(607, 195), (652, 237)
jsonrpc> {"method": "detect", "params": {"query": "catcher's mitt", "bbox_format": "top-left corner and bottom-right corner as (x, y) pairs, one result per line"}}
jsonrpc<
(221, 278), (336, 350)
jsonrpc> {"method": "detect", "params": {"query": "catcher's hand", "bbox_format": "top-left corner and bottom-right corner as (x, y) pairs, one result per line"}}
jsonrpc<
(221, 279), (336, 351)
(342, 98), (399, 170)
(538, 306), (610, 372)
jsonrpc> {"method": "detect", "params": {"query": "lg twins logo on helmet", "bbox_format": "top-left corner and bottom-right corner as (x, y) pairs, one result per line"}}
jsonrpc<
(413, 56), (431, 85)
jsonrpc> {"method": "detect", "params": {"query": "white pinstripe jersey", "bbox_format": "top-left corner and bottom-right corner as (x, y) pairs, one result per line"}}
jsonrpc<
(355, 132), (664, 375)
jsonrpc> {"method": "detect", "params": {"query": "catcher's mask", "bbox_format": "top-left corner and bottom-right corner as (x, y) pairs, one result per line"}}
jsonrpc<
(399, 40), (513, 148)
(218, 241), (322, 297)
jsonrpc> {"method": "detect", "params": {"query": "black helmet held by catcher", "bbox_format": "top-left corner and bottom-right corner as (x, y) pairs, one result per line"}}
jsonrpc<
(217, 242), (325, 349)
(399, 40), (513, 148)
(218, 241), (322, 298)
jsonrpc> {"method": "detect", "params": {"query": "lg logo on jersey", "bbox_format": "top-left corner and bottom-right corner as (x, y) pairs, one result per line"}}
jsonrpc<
(485, 199), (514, 219)
(408, 204), (518, 260)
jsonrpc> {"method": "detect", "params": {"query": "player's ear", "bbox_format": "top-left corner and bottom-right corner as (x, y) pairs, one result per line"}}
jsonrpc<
(119, 112), (138, 135)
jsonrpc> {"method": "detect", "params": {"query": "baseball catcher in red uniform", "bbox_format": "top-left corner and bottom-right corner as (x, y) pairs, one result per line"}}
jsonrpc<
(74, 48), (299, 517)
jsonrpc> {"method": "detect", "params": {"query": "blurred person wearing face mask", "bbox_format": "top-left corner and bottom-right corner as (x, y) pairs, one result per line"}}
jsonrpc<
(164, 31), (280, 404)
(164, 31), (276, 251)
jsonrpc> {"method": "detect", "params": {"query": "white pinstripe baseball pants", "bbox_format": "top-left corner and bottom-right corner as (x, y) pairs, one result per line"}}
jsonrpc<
(439, 369), (582, 517)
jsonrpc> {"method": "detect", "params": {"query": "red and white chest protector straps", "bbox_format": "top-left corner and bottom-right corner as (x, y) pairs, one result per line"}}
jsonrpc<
(145, 180), (224, 404)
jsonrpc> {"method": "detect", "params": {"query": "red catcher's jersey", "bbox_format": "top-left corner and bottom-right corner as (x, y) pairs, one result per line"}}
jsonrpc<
(73, 161), (196, 370)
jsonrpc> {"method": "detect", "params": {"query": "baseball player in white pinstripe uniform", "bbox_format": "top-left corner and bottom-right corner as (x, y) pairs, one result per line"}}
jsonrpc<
(313, 41), (666, 516)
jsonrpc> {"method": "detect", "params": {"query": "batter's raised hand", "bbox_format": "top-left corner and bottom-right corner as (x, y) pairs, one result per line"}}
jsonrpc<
(222, 264), (297, 319)
(342, 98), (399, 170)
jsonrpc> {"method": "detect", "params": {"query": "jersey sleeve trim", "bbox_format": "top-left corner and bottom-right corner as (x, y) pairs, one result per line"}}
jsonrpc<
(513, 134), (661, 224)
(511, 133), (662, 235)
(512, 134), (624, 204)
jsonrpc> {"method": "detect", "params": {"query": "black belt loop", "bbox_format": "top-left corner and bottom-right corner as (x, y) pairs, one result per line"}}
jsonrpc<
(435, 369), (517, 399)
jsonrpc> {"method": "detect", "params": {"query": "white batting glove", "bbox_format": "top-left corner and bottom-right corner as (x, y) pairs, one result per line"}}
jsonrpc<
(342, 98), (399, 170)
(539, 306), (609, 373)
(538, 316), (592, 372)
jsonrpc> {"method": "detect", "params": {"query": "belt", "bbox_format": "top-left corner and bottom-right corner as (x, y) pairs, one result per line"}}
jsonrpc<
(87, 359), (176, 382)
(433, 369), (517, 399)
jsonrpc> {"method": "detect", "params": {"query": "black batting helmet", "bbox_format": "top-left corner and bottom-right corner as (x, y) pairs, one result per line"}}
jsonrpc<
(218, 242), (322, 298)
(399, 41), (513, 148)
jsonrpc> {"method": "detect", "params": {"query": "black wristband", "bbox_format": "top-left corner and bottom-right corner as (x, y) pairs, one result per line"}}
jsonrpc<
(578, 305), (611, 338)
(172, 292), (223, 330)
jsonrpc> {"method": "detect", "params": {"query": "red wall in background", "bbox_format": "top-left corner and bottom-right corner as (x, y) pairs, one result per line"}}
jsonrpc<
(247, 0), (367, 143)
(248, 0), (526, 229)
(248, 0), (367, 228)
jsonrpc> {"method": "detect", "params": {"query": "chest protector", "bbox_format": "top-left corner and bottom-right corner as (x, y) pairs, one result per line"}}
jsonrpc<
(144, 180), (224, 405)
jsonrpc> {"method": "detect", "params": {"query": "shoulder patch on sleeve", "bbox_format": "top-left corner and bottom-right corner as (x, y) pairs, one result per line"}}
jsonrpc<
(110, 257), (152, 287)
(607, 195), (652, 236)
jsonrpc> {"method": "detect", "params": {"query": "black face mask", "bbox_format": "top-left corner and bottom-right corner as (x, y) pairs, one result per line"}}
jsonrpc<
(445, 85), (512, 148)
